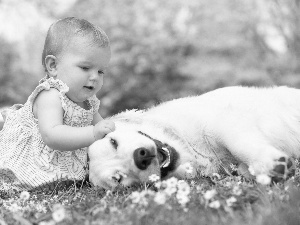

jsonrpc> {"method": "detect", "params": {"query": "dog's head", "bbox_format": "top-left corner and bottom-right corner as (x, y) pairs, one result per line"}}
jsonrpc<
(88, 122), (180, 189)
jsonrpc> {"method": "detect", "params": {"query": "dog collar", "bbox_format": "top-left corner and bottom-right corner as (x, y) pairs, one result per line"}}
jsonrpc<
(138, 131), (179, 178)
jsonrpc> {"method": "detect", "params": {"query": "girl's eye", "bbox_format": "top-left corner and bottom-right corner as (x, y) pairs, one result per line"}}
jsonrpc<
(98, 70), (104, 75)
(110, 138), (118, 149)
(80, 66), (89, 71)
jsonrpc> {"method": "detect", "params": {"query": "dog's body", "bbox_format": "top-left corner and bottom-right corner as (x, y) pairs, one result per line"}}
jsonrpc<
(88, 86), (300, 189)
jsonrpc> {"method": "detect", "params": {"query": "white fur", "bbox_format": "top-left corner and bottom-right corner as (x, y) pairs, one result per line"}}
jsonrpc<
(88, 86), (300, 189)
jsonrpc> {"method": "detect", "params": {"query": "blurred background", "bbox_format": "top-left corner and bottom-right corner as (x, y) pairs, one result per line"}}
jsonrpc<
(0, 0), (300, 117)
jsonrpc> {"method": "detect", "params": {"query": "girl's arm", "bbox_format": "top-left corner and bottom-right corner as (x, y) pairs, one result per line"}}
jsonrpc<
(92, 109), (115, 139)
(35, 89), (95, 151)
(92, 110), (103, 125)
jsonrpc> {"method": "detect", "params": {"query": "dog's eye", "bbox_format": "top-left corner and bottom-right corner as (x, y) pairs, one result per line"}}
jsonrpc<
(110, 138), (118, 149)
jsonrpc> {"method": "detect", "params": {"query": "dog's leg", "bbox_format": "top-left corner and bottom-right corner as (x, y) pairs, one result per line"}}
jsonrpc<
(223, 134), (295, 181)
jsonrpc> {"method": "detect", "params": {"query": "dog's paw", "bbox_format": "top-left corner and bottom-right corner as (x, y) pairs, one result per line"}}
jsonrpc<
(270, 157), (296, 182)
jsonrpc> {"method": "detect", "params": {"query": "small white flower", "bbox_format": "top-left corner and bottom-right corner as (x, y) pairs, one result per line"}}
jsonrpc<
(208, 200), (220, 209)
(190, 180), (196, 187)
(130, 191), (141, 204)
(226, 196), (237, 207)
(9, 203), (20, 212)
(143, 189), (155, 197)
(52, 204), (66, 223)
(165, 177), (178, 187)
(149, 174), (160, 182)
(232, 186), (242, 196)
(154, 181), (162, 189)
(177, 162), (196, 178)
(176, 192), (190, 206)
(176, 181), (191, 206)
(38, 222), (47, 225)
(182, 162), (194, 174)
(225, 182), (232, 187)
(52, 208), (66, 223)
(99, 199), (107, 209)
(52, 203), (63, 211)
(256, 174), (271, 185)
(248, 166), (255, 176)
(163, 177), (178, 196)
(154, 192), (167, 205)
(39, 221), (55, 225)
(106, 190), (112, 196)
(177, 180), (190, 195)
(229, 164), (238, 171)
(35, 203), (47, 213)
(196, 185), (203, 192)
(212, 173), (221, 179)
(109, 206), (118, 213)
(136, 190), (153, 207)
(164, 186), (177, 196)
(204, 189), (217, 200)
(20, 191), (30, 201)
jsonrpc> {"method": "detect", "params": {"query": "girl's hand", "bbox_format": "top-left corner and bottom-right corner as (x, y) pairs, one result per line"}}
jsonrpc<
(93, 120), (115, 140)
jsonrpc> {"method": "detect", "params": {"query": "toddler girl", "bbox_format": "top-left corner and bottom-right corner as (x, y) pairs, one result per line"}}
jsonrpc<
(0, 17), (115, 190)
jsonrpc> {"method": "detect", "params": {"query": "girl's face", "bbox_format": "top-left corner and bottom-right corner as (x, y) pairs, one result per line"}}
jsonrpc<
(56, 37), (111, 107)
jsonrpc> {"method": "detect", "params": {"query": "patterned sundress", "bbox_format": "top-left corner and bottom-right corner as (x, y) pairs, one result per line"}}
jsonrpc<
(0, 77), (100, 190)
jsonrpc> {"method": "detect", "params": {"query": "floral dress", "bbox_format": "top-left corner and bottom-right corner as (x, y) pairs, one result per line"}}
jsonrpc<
(0, 77), (100, 190)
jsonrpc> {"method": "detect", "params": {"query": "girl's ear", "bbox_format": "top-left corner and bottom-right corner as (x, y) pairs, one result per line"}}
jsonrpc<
(44, 55), (58, 77)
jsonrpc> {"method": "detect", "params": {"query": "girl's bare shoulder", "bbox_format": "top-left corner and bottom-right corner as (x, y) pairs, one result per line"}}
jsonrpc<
(33, 88), (62, 118)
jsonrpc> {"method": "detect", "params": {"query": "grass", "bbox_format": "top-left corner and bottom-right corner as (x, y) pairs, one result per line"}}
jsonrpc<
(1, 173), (300, 225)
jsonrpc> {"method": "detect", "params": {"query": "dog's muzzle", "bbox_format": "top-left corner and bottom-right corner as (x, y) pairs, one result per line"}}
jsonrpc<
(133, 147), (156, 170)
(136, 131), (178, 178)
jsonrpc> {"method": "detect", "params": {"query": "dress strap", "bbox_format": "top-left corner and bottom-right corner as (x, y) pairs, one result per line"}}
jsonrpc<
(28, 76), (100, 115)
(27, 77), (70, 111)
(88, 95), (101, 115)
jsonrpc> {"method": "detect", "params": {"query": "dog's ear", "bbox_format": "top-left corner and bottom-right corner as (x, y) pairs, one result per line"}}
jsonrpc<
(113, 109), (144, 124)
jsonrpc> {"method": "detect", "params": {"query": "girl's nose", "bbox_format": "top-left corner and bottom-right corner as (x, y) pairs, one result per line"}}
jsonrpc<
(89, 71), (99, 81)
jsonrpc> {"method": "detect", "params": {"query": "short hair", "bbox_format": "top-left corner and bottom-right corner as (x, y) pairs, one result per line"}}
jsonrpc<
(42, 17), (110, 69)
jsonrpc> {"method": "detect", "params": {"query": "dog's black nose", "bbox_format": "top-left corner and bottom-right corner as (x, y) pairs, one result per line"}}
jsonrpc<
(133, 148), (155, 170)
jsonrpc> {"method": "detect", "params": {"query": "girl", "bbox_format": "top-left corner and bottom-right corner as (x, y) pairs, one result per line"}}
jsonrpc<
(0, 17), (115, 190)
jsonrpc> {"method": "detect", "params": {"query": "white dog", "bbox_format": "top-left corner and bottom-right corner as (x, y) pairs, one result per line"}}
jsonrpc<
(88, 86), (300, 189)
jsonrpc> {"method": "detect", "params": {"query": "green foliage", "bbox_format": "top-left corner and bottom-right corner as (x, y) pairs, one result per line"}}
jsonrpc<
(1, 0), (300, 116)
(1, 176), (300, 225)
(65, 0), (300, 116)
(67, 0), (199, 115)
(0, 38), (37, 106)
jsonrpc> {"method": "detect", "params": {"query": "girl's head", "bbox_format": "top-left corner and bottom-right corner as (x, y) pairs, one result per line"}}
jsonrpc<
(42, 17), (111, 106)
(42, 17), (110, 69)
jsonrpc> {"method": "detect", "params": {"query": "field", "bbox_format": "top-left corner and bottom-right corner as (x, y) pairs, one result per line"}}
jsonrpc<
(1, 169), (300, 225)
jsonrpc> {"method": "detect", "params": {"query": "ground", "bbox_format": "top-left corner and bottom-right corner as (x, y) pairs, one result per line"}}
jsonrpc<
(1, 166), (300, 225)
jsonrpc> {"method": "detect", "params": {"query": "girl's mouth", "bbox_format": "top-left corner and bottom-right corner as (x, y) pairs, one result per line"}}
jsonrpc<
(84, 86), (94, 90)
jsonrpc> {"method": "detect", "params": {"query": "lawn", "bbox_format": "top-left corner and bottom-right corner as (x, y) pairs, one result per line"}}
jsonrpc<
(1, 168), (300, 225)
